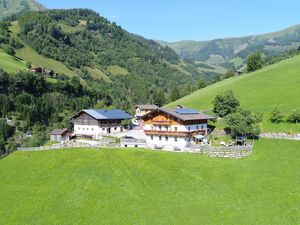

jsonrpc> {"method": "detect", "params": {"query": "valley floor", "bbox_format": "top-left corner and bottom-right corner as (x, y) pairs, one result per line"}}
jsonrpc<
(0, 139), (299, 224)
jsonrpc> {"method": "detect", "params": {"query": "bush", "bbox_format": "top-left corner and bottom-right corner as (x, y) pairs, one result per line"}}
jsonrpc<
(270, 107), (283, 124)
(213, 90), (240, 117)
(288, 110), (300, 124)
(225, 109), (262, 138)
(247, 52), (264, 72)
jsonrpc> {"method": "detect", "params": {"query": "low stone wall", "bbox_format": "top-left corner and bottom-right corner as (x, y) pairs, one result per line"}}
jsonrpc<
(201, 150), (252, 159)
(260, 133), (300, 140)
(180, 145), (253, 159)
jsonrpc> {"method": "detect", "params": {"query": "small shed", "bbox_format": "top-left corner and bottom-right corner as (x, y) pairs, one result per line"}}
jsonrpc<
(235, 68), (244, 76)
(50, 129), (71, 142)
(30, 66), (44, 74)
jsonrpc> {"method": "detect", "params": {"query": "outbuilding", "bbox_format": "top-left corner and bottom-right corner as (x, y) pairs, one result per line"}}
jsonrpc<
(49, 128), (71, 142)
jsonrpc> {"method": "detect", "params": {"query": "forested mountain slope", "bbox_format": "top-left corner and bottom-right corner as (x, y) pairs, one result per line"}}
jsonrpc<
(2, 9), (205, 108)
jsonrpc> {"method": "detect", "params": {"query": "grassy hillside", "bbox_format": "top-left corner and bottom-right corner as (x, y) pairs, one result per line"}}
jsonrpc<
(0, 49), (26, 72)
(0, 139), (299, 224)
(169, 55), (300, 132)
(0, 0), (45, 20)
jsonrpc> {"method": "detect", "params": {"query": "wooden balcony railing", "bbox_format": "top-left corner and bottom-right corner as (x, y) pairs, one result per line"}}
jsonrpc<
(151, 120), (173, 125)
(144, 129), (207, 137)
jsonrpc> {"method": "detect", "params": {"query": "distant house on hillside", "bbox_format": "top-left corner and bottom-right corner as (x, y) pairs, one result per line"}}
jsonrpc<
(135, 104), (159, 128)
(235, 68), (244, 76)
(71, 109), (133, 139)
(140, 107), (214, 150)
(50, 128), (71, 142)
(30, 66), (44, 74)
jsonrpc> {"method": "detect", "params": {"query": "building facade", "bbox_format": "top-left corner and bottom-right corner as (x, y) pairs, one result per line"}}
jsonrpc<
(71, 109), (133, 139)
(141, 108), (213, 150)
(135, 105), (159, 128)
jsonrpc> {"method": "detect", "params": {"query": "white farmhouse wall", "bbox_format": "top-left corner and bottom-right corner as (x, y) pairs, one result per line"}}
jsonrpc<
(143, 124), (207, 132)
(146, 135), (189, 150)
(74, 124), (124, 139)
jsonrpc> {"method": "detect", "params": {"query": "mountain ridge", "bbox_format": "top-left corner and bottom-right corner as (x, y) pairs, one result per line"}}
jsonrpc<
(159, 23), (300, 71)
(0, 0), (46, 20)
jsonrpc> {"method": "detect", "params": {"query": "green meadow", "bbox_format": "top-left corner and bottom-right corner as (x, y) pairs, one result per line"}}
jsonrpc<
(0, 139), (299, 225)
(169, 55), (300, 133)
(0, 49), (26, 73)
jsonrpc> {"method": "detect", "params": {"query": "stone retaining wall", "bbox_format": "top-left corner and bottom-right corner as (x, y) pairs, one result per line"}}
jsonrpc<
(201, 150), (252, 159)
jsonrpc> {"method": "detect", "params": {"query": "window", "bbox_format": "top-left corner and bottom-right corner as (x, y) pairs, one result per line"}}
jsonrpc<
(159, 126), (162, 131)
(102, 128), (105, 131)
(87, 128), (89, 131)
(92, 128), (94, 131)
(174, 127), (178, 131)
(165, 136), (168, 141)
(165, 126), (168, 131)
(151, 126), (154, 130)
(151, 135), (153, 140)
(196, 126), (199, 130)
(159, 136), (162, 141)
(174, 137), (177, 142)
(82, 128), (85, 130)
(78, 127), (80, 130)
(201, 125), (204, 129)
(114, 127), (117, 130)
(188, 127), (191, 131)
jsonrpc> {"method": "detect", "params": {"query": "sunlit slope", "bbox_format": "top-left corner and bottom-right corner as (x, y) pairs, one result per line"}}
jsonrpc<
(169, 55), (300, 132)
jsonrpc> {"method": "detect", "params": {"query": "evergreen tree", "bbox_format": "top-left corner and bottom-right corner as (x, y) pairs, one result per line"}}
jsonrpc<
(170, 86), (181, 102)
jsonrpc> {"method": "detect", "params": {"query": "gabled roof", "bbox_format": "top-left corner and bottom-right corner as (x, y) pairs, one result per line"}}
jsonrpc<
(50, 128), (70, 135)
(141, 107), (214, 121)
(73, 109), (133, 120)
(136, 104), (159, 110)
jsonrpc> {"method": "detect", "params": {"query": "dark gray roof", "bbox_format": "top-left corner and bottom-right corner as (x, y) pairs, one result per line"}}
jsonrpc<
(136, 104), (159, 110)
(50, 128), (70, 135)
(142, 108), (214, 121)
(82, 109), (133, 120)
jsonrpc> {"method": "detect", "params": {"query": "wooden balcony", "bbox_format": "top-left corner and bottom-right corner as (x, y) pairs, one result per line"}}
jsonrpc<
(144, 129), (207, 137)
(150, 120), (173, 125)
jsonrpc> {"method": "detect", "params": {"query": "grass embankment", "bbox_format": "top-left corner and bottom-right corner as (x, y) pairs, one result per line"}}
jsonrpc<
(0, 139), (299, 224)
(169, 55), (300, 132)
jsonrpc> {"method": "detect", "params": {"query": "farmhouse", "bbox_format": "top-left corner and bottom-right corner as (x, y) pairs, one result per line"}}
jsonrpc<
(71, 109), (133, 139)
(141, 107), (214, 150)
(49, 128), (71, 142)
(135, 104), (159, 127)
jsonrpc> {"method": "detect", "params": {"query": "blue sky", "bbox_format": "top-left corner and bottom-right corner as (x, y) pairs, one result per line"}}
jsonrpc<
(38, 0), (300, 42)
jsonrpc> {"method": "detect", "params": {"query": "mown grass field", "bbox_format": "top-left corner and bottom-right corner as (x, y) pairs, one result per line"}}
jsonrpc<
(169, 55), (300, 132)
(0, 139), (299, 225)
(0, 49), (26, 73)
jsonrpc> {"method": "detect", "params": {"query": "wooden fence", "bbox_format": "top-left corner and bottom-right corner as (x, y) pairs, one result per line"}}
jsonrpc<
(17, 142), (110, 151)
